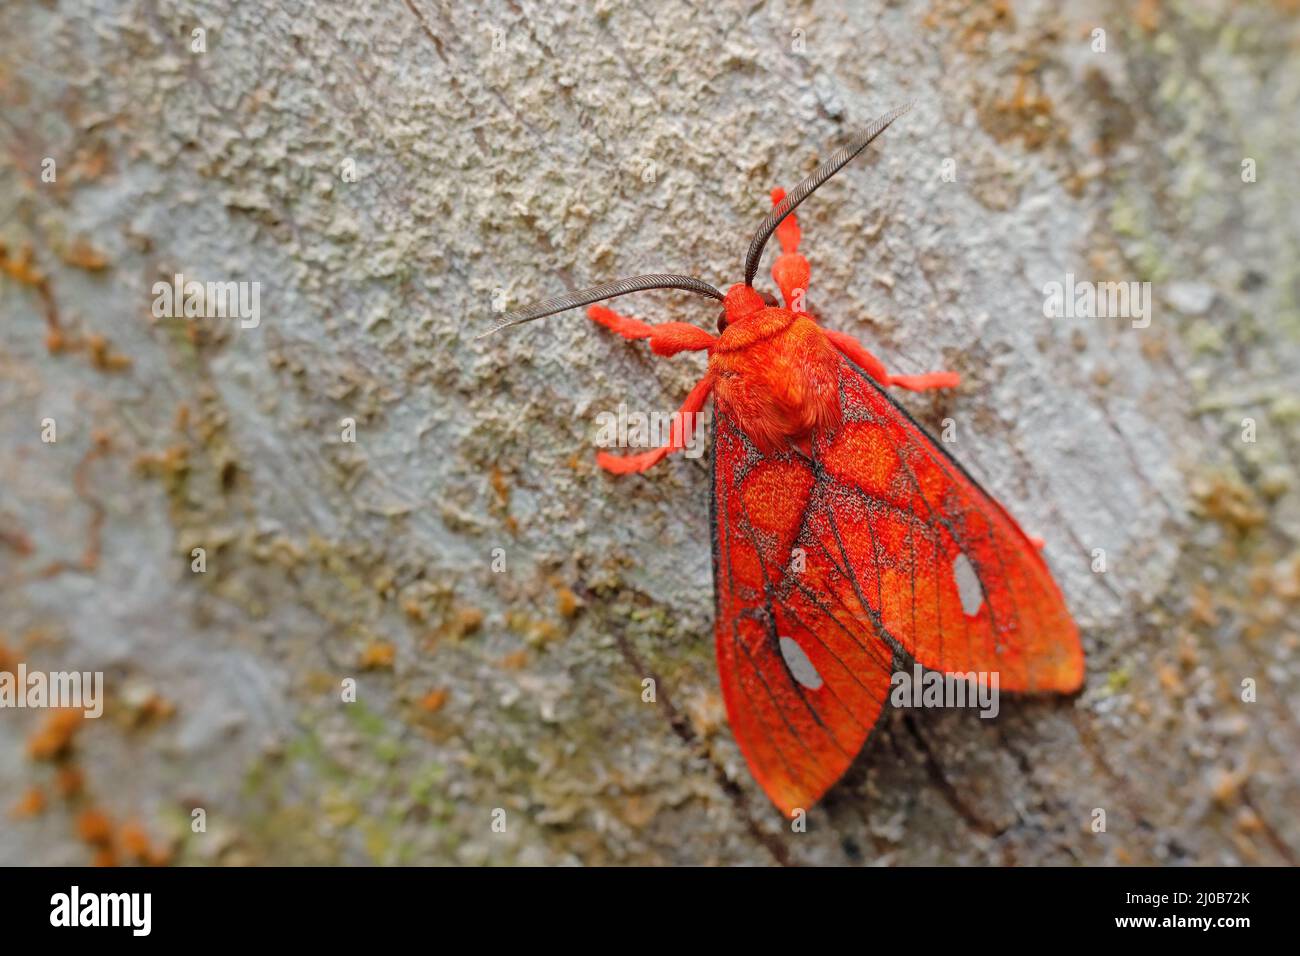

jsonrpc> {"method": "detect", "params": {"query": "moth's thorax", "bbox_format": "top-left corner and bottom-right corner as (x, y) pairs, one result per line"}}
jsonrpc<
(709, 306), (842, 453)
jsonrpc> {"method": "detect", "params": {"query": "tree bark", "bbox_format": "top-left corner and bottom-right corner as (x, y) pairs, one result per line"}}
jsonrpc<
(1, 0), (1296, 865)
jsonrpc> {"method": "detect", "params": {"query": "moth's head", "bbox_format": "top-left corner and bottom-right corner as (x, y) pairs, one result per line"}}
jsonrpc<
(717, 285), (776, 332)
(477, 104), (910, 341)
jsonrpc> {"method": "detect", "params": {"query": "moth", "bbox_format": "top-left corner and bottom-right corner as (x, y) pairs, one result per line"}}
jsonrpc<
(485, 105), (1085, 817)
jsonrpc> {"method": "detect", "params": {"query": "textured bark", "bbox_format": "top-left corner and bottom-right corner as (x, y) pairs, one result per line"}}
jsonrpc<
(0, 0), (1296, 865)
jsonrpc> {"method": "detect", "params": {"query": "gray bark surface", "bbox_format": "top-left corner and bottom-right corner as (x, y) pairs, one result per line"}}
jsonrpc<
(1, 0), (1296, 865)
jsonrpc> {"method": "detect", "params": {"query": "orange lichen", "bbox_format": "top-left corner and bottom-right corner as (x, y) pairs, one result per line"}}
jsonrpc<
(987, 71), (1057, 151)
(37, 431), (111, 577)
(76, 808), (114, 845)
(508, 613), (562, 647)
(68, 143), (111, 183)
(1189, 584), (1218, 627)
(61, 238), (109, 272)
(119, 820), (172, 866)
(555, 586), (580, 619)
(488, 467), (518, 533)
(1277, 555), (1300, 601)
(1211, 768), (1247, 806)
(0, 243), (131, 369)
(441, 605), (483, 642)
(54, 765), (85, 799)
(134, 444), (190, 480)
(13, 674), (171, 866)
(121, 688), (176, 728)
(922, 0), (1014, 53)
(499, 649), (530, 670)
(685, 690), (727, 738)
(120, 821), (151, 858)
(1236, 807), (1263, 834)
(0, 524), (34, 556)
(418, 689), (448, 713)
(457, 606), (485, 633)
(86, 333), (132, 372)
(1192, 473), (1268, 532)
(27, 709), (85, 761)
(358, 641), (396, 671)
(1156, 661), (1185, 697)
(11, 788), (47, 819)
(0, 243), (44, 285)
(0, 242), (61, 348)
(1135, 0), (1161, 32)
(490, 467), (510, 504)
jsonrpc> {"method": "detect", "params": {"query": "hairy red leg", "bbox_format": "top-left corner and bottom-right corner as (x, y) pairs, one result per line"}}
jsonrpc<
(770, 187), (811, 312)
(596, 375), (715, 475)
(823, 328), (961, 392)
(586, 305), (716, 356)
(768, 185), (956, 392)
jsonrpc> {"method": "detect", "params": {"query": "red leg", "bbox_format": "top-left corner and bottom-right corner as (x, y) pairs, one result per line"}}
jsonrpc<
(586, 305), (715, 356)
(596, 375), (714, 475)
(823, 328), (960, 392)
(769, 187), (811, 312)
(770, 185), (957, 392)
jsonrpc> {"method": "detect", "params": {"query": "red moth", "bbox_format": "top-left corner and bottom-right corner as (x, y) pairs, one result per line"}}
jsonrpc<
(485, 105), (1085, 817)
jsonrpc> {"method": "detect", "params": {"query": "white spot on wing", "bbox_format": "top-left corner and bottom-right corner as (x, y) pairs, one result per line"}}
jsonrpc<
(953, 552), (984, 616)
(779, 636), (823, 690)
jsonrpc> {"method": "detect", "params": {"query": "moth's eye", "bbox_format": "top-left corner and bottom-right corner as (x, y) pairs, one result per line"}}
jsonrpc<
(760, 292), (779, 308)
(716, 309), (729, 332)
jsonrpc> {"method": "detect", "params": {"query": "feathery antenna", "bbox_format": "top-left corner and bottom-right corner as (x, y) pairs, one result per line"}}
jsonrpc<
(742, 103), (912, 287)
(478, 273), (724, 339)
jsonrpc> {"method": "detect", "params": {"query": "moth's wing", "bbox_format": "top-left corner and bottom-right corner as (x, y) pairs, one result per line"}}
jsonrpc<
(710, 354), (1084, 816)
(711, 404), (896, 818)
(815, 355), (1084, 694)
